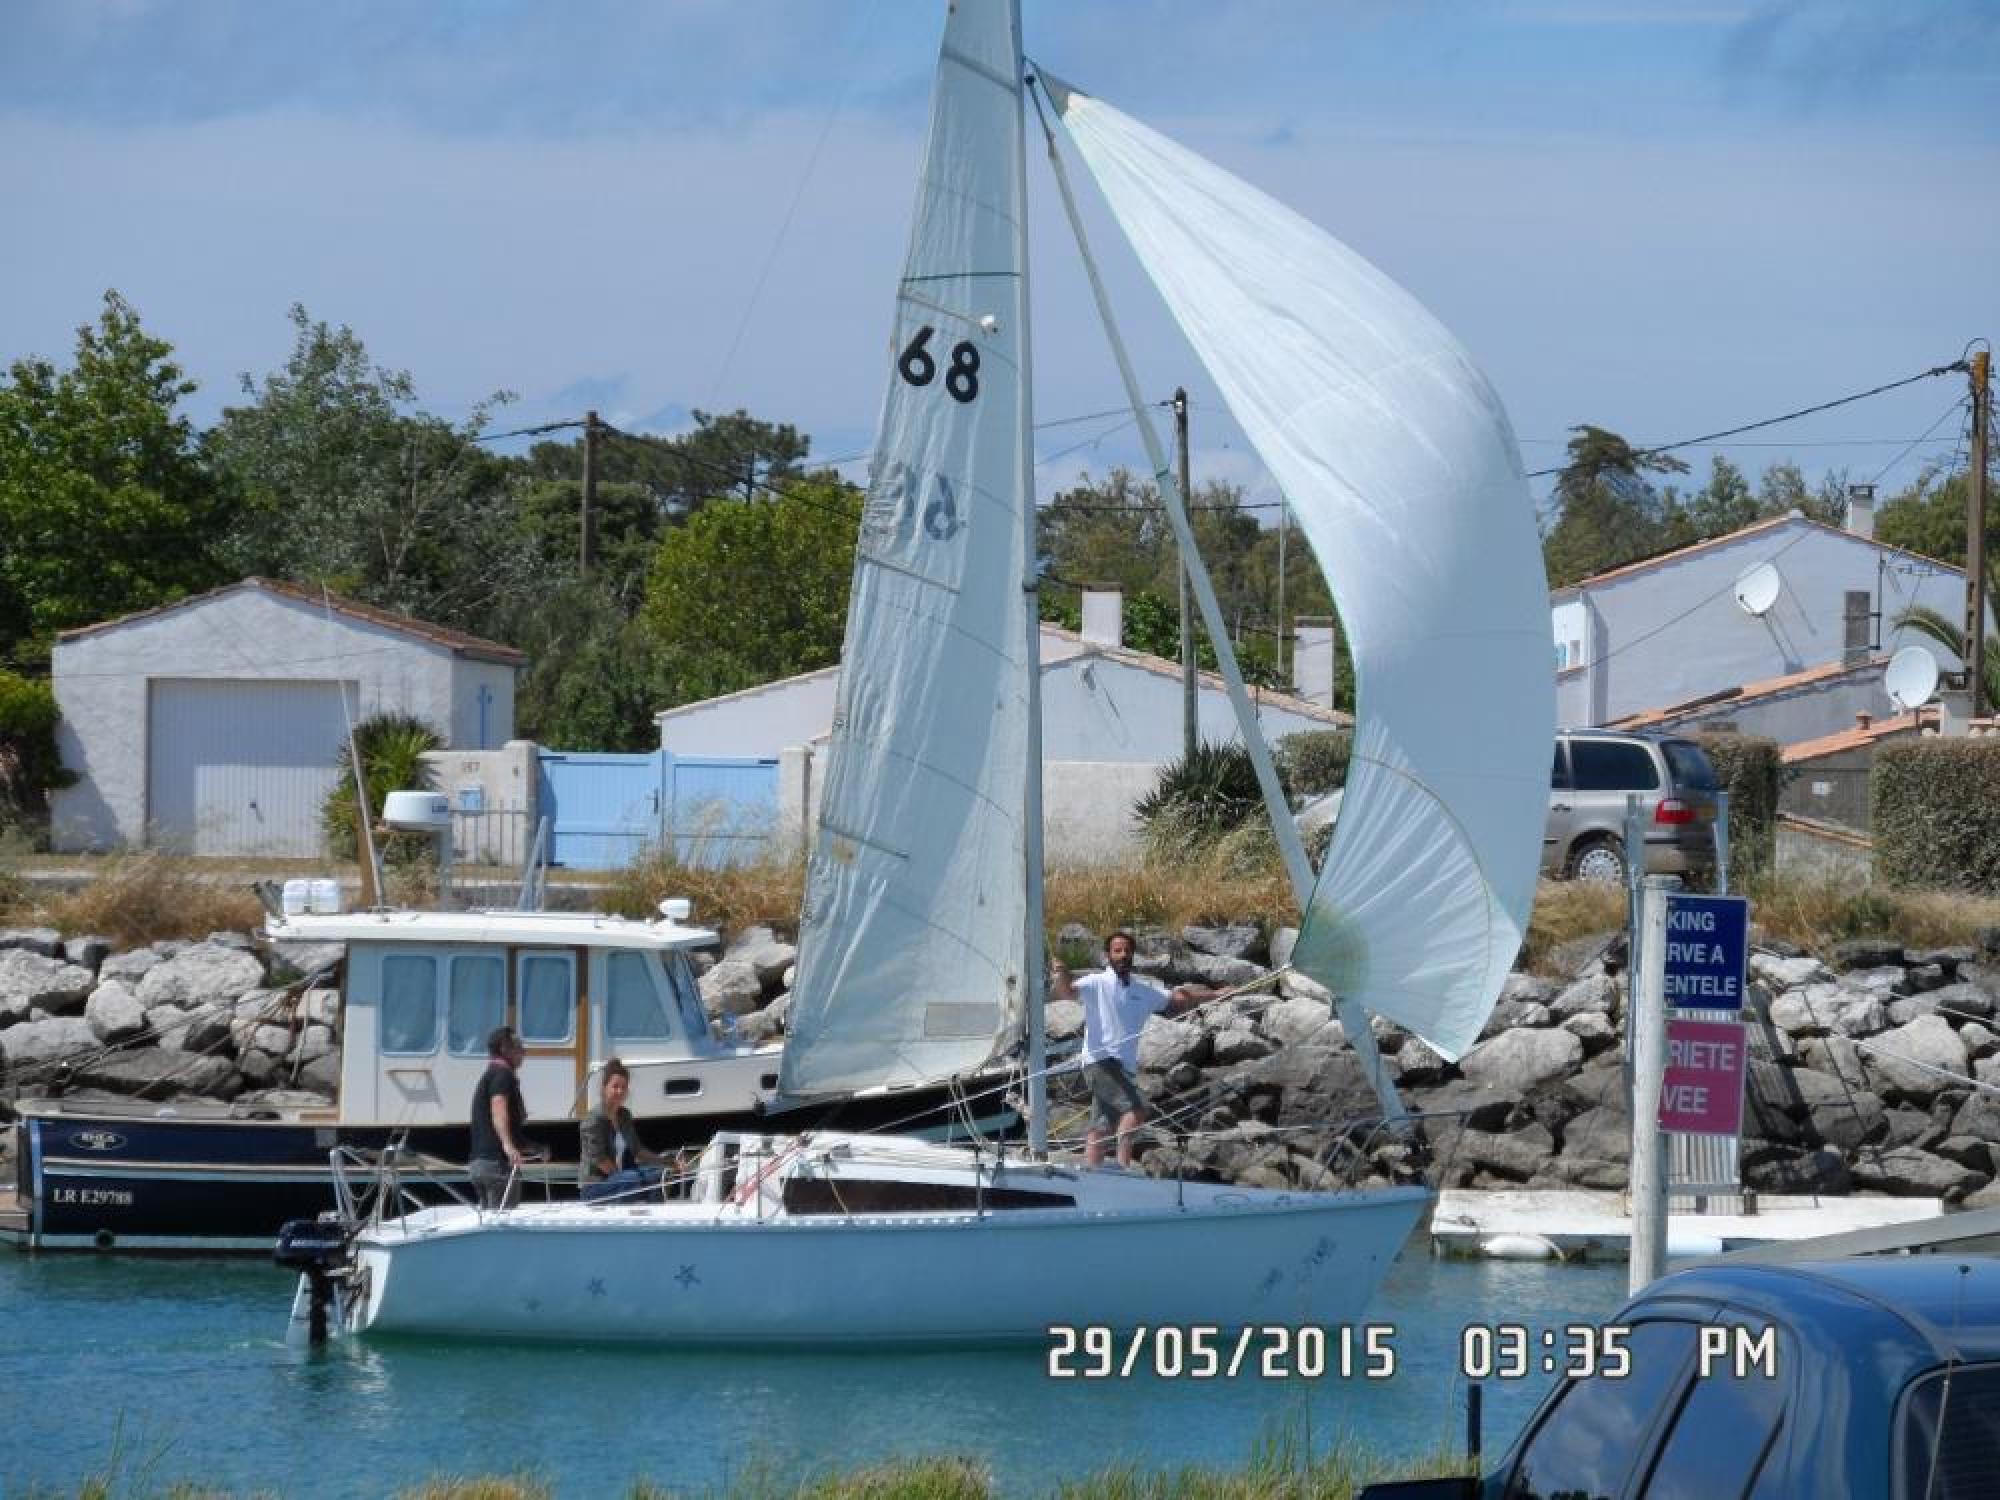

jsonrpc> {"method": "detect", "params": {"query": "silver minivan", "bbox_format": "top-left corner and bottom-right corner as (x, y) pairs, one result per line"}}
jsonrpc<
(1544, 730), (1721, 884)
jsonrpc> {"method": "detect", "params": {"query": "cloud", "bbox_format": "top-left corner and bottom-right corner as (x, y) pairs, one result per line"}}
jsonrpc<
(1723, 0), (2000, 109)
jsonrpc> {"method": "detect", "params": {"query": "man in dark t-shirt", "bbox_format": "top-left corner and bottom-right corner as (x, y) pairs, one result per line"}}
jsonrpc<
(468, 1026), (531, 1209)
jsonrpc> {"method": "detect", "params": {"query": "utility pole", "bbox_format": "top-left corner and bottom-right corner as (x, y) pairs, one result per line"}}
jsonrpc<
(1174, 388), (1197, 758)
(580, 410), (600, 579)
(1969, 351), (1991, 717)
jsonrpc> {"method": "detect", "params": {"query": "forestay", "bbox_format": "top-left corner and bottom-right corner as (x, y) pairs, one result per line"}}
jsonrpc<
(781, 3), (1036, 1096)
(1048, 78), (1551, 1060)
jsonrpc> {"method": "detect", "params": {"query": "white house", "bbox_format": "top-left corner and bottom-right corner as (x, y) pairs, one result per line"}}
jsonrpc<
(657, 598), (1348, 863)
(1552, 504), (1975, 732)
(51, 577), (523, 856)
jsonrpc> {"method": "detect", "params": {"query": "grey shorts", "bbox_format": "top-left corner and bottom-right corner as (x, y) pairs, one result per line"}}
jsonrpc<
(1084, 1059), (1147, 1132)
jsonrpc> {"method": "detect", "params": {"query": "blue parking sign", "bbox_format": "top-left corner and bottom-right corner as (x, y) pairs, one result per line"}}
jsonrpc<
(1663, 893), (1749, 1011)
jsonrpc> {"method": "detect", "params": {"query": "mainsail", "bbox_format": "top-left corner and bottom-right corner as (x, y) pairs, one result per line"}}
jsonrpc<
(1046, 78), (1552, 1060)
(779, 2), (1036, 1096)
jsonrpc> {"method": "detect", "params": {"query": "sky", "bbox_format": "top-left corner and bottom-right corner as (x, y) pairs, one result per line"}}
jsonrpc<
(2, 0), (1996, 521)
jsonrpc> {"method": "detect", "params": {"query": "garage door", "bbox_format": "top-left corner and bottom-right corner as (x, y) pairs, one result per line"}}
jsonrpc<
(147, 679), (359, 856)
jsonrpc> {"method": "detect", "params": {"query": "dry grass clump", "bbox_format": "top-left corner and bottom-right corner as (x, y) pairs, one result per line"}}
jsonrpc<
(1518, 878), (1627, 974)
(395, 1480), (552, 1500)
(605, 845), (808, 937)
(1745, 872), (2000, 956)
(1046, 833), (1297, 938)
(31, 851), (264, 948)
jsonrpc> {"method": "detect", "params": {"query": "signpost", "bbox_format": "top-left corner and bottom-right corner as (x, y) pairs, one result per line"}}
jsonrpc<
(1662, 892), (1749, 1011)
(1661, 1018), (1748, 1135)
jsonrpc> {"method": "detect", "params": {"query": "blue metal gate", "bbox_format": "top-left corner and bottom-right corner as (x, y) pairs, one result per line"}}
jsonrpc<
(538, 751), (779, 870)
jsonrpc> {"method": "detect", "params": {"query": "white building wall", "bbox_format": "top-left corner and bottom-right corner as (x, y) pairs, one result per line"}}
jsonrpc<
(1556, 521), (1970, 728)
(52, 587), (473, 851)
(658, 672), (840, 759)
(1038, 655), (1336, 762)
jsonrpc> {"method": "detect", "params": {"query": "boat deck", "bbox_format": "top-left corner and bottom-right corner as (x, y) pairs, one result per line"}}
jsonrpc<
(1432, 1188), (1950, 1261)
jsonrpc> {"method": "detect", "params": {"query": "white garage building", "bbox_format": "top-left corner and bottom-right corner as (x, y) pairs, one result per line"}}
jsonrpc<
(51, 578), (522, 856)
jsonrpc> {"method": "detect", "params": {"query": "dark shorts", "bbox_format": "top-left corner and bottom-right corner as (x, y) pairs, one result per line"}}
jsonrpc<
(1084, 1059), (1147, 1133)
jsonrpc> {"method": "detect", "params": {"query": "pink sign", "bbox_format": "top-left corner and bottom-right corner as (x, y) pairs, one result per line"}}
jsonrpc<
(1660, 1018), (1746, 1136)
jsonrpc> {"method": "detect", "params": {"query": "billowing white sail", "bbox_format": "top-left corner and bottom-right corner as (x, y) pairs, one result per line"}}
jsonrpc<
(780, 2), (1036, 1096)
(1047, 77), (1552, 1060)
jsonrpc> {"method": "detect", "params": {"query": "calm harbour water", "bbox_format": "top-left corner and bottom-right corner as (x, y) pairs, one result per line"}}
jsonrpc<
(0, 1232), (1631, 1498)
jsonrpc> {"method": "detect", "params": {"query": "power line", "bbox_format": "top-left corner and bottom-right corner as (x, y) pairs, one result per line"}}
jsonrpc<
(1526, 360), (1969, 479)
(468, 418), (588, 446)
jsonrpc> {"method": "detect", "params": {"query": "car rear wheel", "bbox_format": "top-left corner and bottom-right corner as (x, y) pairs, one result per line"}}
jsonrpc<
(1569, 838), (1627, 885)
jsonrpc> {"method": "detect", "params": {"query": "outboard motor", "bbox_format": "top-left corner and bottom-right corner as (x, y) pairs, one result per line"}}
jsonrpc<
(274, 1217), (354, 1345)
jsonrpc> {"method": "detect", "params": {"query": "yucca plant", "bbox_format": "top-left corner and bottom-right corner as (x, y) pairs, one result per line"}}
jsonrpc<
(1135, 739), (1288, 863)
(321, 712), (444, 860)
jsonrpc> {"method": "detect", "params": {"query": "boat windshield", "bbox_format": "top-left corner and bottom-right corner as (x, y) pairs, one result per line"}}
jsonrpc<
(663, 953), (714, 1042)
(1899, 1362), (2000, 1499)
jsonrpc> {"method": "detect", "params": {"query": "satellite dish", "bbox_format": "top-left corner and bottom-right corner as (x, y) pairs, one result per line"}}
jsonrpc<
(1885, 645), (1941, 711)
(1733, 561), (1783, 617)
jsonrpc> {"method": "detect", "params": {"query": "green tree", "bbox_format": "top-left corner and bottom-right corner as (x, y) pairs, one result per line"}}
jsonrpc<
(211, 305), (534, 635)
(506, 580), (665, 751)
(1878, 465), (1999, 569)
(0, 291), (231, 659)
(640, 477), (861, 707)
(1541, 425), (1689, 586)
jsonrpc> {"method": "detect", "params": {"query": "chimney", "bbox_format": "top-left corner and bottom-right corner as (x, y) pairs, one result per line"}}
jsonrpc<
(1293, 616), (1337, 706)
(1845, 483), (1876, 539)
(1855, 711), (1873, 730)
(1080, 586), (1123, 648)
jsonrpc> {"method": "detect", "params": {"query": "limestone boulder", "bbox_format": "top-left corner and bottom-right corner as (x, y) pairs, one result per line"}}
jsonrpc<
(1459, 1027), (1582, 1095)
(0, 949), (98, 1023)
(300, 1053), (340, 1095)
(62, 935), (113, 972)
(144, 1004), (192, 1052)
(1137, 1016), (1209, 1074)
(1828, 992), (1890, 1037)
(298, 1024), (335, 1063)
(1484, 999), (1551, 1035)
(1864, 1014), (1969, 1101)
(267, 940), (346, 984)
(301, 988), (342, 1029)
(1182, 924), (1265, 963)
(1751, 953), (1828, 989)
(697, 959), (765, 1018)
(1393, 1035), (1454, 1087)
(135, 943), (266, 1011)
(1456, 1122), (1554, 1183)
(97, 948), (164, 985)
(1561, 1103), (1632, 1162)
(1926, 981), (1996, 1022)
(1258, 997), (1336, 1048)
(1561, 1011), (1619, 1056)
(0, 927), (62, 957)
(0, 1016), (98, 1071)
(1043, 999), (1084, 1043)
(83, 981), (148, 1044)
(723, 926), (797, 991)
(1278, 968), (1334, 1005)
(72, 1050), (241, 1101)
(1550, 973), (1617, 1020)
(1183, 951), (1264, 989)
(1210, 1023), (1274, 1067)
(1850, 1146), (1987, 1199)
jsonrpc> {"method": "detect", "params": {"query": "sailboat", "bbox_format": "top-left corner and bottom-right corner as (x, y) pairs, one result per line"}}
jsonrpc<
(286, 0), (1551, 1345)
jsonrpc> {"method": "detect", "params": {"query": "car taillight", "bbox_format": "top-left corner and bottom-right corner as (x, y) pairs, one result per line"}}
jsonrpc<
(1655, 798), (1695, 825)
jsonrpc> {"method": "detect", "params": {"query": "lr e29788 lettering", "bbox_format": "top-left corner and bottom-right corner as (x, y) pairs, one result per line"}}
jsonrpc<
(1046, 1324), (1398, 1381)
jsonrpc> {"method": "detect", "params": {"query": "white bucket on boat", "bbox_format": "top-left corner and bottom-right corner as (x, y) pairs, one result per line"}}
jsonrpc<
(281, 879), (312, 917)
(309, 878), (341, 914)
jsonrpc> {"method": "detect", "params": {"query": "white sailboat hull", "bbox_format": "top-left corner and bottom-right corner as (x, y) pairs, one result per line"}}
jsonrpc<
(341, 1138), (1426, 1346)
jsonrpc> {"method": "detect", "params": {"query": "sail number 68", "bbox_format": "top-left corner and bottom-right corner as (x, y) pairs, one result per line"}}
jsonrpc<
(898, 325), (980, 404)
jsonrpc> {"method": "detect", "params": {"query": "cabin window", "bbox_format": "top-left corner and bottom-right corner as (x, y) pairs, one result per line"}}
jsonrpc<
(665, 953), (713, 1041)
(606, 951), (673, 1041)
(380, 955), (439, 1054)
(447, 954), (506, 1055)
(518, 952), (574, 1043)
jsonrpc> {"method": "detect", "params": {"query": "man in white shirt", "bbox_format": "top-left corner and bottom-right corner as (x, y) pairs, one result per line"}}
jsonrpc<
(1050, 930), (1216, 1169)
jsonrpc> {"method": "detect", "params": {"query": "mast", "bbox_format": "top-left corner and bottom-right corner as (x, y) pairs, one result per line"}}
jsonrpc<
(1011, 0), (1048, 1156)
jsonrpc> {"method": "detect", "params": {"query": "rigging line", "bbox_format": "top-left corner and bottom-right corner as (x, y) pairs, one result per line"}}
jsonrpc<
(703, 0), (882, 409)
(1524, 360), (1970, 479)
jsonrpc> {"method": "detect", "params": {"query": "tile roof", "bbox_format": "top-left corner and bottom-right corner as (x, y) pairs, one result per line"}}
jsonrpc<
(1781, 709), (1933, 764)
(1553, 514), (1963, 596)
(1609, 656), (1884, 731)
(56, 577), (526, 665)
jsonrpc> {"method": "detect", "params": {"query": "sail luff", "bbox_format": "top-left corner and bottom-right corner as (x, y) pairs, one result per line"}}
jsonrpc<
(778, 0), (1034, 1098)
(1047, 77), (1553, 1062)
